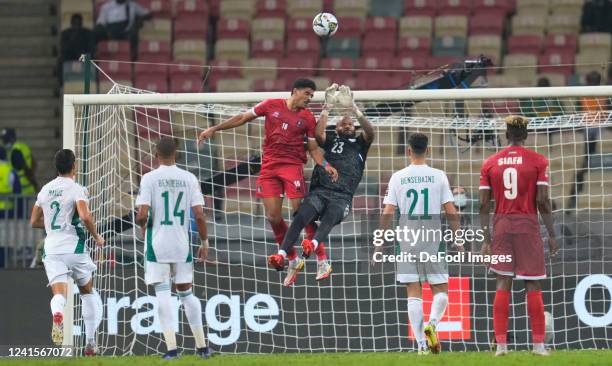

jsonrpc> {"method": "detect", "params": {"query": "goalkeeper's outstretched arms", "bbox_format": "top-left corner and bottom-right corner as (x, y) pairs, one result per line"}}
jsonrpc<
(197, 110), (258, 143)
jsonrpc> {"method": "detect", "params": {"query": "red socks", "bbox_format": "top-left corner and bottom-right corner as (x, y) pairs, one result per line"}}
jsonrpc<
(271, 219), (288, 246)
(494, 290), (510, 344)
(315, 242), (327, 260)
(305, 222), (317, 240)
(527, 290), (545, 344)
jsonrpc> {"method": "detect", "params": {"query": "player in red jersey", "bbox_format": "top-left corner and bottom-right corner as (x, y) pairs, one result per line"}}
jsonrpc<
(479, 115), (559, 357)
(197, 78), (338, 277)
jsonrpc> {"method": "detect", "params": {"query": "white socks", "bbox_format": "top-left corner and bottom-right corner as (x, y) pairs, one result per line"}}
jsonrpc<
(50, 294), (66, 316)
(429, 292), (448, 328)
(178, 289), (207, 349)
(81, 289), (102, 342)
(407, 297), (425, 345)
(155, 283), (177, 352)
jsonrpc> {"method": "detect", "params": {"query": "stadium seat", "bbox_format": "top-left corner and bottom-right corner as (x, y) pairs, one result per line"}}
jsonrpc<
(135, 63), (168, 78)
(224, 177), (258, 215)
(255, 0), (287, 17)
(251, 17), (285, 41)
(278, 57), (317, 82)
(140, 19), (172, 42)
(356, 55), (394, 72)
(507, 35), (542, 55)
(434, 15), (468, 38)
(544, 34), (577, 53)
(220, 0), (256, 20)
(579, 32), (612, 54)
(101, 60), (132, 81)
(169, 61), (204, 78)
(503, 53), (538, 85)
(547, 14), (581, 35)
(332, 17), (364, 38)
(242, 58), (278, 80)
(365, 17), (398, 37)
(217, 18), (250, 39)
(174, 15), (208, 40)
(370, 0), (404, 18)
(96, 40), (131, 60)
(134, 74), (169, 92)
(252, 39), (285, 58)
(215, 78), (253, 92)
(286, 34), (321, 59)
(511, 14), (546, 37)
(427, 55), (460, 69)
(286, 0), (323, 18)
(253, 78), (288, 91)
(175, 0), (209, 17)
(135, 107), (171, 141)
(214, 39), (250, 61)
(61, 0), (94, 29)
(206, 59), (243, 80)
(537, 72), (567, 86)
(438, 0), (472, 16)
(469, 13), (505, 36)
(393, 55), (428, 71)
(398, 36), (432, 57)
(575, 52), (609, 78)
(363, 73), (406, 89)
(399, 16), (433, 37)
(173, 40), (207, 62)
(334, 0), (370, 19)
(467, 35), (502, 64)
(486, 74), (521, 87)
(63, 61), (86, 82)
(325, 37), (361, 59)
(432, 36), (467, 57)
(320, 57), (355, 80)
(287, 17), (313, 37)
(404, 0), (438, 16)
(550, 0), (584, 16)
(138, 0), (172, 17)
(473, 0), (513, 17)
(138, 41), (172, 61)
(538, 51), (575, 75)
(170, 74), (204, 92)
(310, 76), (331, 89)
(362, 33), (396, 56)
(515, 0), (550, 17)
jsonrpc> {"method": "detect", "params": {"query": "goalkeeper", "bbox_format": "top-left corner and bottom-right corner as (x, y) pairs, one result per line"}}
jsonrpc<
(268, 85), (374, 286)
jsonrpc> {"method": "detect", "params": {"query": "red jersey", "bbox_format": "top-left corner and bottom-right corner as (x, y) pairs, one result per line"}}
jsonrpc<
(251, 98), (316, 167)
(480, 145), (549, 215)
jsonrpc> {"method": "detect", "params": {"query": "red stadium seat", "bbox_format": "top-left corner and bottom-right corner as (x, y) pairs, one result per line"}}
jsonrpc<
(483, 100), (520, 116)
(356, 56), (394, 71)
(337, 17), (365, 38)
(208, 59), (243, 78)
(398, 36), (432, 56)
(225, 177), (258, 204)
(405, 0), (439, 16)
(426, 55), (459, 69)
(278, 57), (317, 82)
(438, 0), (472, 16)
(175, 0), (209, 16)
(252, 39), (285, 58)
(135, 63), (168, 77)
(256, 0), (287, 17)
(287, 34), (321, 57)
(544, 34), (577, 53)
(363, 33), (397, 55)
(209, 0), (220, 17)
(217, 18), (250, 39)
(137, 0), (172, 18)
(134, 74), (169, 92)
(473, 0), (513, 17)
(362, 73), (406, 89)
(169, 61), (204, 78)
(507, 35), (541, 55)
(96, 41), (131, 60)
(392, 55), (428, 71)
(538, 51), (575, 75)
(334, 76), (367, 90)
(320, 58), (354, 80)
(170, 74), (204, 92)
(101, 60), (132, 80)
(287, 17), (312, 37)
(135, 107), (171, 140)
(138, 41), (172, 61)
(365, 17), (398, 36)
(253, 78), (288, 91)
(469, 13), (505, 35)
(174, 15), (208, 40)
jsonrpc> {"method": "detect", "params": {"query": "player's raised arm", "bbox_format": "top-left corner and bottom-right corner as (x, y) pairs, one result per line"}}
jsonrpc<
(197, 110), (258, 143)
(76, 199), (104, 247)
(316, 84), (340, 145)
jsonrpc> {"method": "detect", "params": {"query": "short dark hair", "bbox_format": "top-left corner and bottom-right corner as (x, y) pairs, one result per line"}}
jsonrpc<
(156, 137), (178, 159)
(408, 133), (428, 155)
(586, 71), (601, 86)
(537, 77), (550, 87)
(71, 13), (83, 23)
(505, 115), (529, 142)
(291, 78), (316, 93)
(55, 149), (76, 175)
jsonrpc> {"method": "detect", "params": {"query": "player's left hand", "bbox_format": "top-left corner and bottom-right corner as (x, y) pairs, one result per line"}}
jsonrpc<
(547, 236), (559, 258)
(337, 85), (354, 109)
(196, 245), (209, 263)
(325, 164), (338, 182)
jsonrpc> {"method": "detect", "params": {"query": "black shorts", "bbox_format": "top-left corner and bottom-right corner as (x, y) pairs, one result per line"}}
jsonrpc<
(303, 188), (352, 219)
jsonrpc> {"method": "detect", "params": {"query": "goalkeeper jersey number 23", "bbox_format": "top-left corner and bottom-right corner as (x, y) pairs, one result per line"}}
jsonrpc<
(136, 164), (204, 263)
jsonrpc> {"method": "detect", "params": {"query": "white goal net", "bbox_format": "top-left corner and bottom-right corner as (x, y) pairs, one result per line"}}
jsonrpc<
(63, 84), (612, 355)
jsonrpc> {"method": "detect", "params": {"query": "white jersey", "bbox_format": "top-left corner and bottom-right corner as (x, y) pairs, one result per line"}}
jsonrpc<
(383, 164), (454, 221)
(136, 165), (204, 263)
(36, 176), (89, 255)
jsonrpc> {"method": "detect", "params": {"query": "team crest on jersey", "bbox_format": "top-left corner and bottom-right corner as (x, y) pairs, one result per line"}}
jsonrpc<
(297, 120), (303, 127)
(294, 180), (302, 191)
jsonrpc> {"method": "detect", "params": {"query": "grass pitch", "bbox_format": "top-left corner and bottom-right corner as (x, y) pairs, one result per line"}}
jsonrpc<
(0, 350), (610, 366)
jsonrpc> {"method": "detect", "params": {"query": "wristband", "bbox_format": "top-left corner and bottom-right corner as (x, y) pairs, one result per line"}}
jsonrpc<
(321, 160), (329, 168)
(200, 239), (209, 249)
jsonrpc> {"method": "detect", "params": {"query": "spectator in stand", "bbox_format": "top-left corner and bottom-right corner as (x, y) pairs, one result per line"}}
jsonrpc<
(581, 0), (612, 33)
(0, 146), (21, 220)
(1, 128), (37, 195)
(61, 14), (95, 62)
(94, 0), (152, 60)
(521, 77), (565, 118)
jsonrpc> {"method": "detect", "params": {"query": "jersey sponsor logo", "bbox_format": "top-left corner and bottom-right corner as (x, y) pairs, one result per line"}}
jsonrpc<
(296, 120), (303, 127)
(272, 111), (280, 118)
(497, 156), (523, 166)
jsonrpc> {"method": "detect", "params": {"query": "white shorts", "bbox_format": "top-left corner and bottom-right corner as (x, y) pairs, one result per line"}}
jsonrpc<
(145, 261), (193, 285)
(396, 273), (449, 285)
(43, 253), (96, 286)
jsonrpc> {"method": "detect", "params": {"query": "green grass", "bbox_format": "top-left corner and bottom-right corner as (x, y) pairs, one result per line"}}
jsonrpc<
(1, 350), (611, 366)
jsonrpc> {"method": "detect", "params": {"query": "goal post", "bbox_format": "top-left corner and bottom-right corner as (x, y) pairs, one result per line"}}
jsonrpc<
(63, 85), (612, 355)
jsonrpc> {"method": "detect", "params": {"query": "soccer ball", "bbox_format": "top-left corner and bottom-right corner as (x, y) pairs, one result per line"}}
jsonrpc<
(544, 311), (554, 344)
(312, 12), (338, 37)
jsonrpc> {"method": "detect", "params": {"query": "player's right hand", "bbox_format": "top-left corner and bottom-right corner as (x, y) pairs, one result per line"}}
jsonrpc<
(196, 245), (208, 263)
(94, 234), (105, 247)
(547, 236), (559, 258)
(324, 83), (338, 110)
(197, 127), (216, 143)
(325, 164), (338, 182)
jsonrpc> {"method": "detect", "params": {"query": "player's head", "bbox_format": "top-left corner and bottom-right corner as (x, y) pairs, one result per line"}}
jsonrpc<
(1, 128), (16, 145)
(155, 136), (178, 162)
(336, 115), (356, 138)
(505, 115), (529, 143)
(70, 13), (83, 29)
(289, 78), (316, 109)
(407, 133), (429, 159)
(55, 149), (76, 176)
(586, 71), (601, 86)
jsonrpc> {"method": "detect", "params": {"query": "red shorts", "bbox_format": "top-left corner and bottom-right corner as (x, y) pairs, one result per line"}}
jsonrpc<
(256, 163), (305, 199)
(489, 231), (546, 280)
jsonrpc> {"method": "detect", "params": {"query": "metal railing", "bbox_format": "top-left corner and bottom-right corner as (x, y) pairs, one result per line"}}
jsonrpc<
(0, 195), (42, 268)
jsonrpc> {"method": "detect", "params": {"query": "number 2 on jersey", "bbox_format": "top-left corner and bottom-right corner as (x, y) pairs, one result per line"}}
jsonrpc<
(503, 167), (518, 200)
(406, 188), (432, 219)
(160, 191), (185, 225)
(50, 201), (61, 230)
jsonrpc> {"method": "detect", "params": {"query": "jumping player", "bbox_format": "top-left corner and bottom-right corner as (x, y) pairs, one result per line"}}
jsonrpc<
(479, 115), (559, 356)
(268, 85), (374, 286)
(198, 78), (338, 279)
